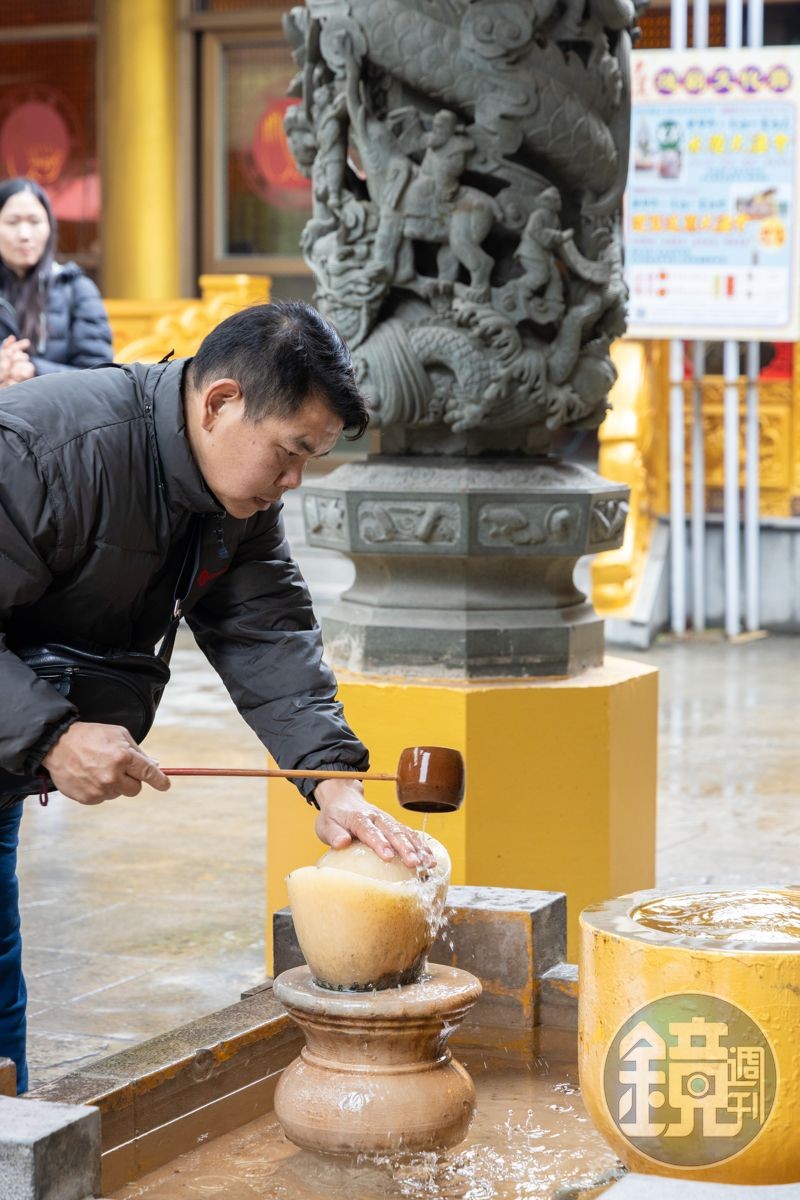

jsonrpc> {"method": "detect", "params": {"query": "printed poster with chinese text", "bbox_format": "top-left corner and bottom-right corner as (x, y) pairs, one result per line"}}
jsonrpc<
(625, 49), (800, 341)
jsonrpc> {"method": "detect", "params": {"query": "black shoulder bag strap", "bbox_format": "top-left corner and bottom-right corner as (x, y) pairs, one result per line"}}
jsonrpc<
(157, 513), (204, 666)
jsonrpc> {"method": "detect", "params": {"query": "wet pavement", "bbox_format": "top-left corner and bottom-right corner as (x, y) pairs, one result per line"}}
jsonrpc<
(647, 631), (800, 891)
(16, 489), (800, 1089)
(18, 633), (270, 1088)
(110, 1047), (619, 1200)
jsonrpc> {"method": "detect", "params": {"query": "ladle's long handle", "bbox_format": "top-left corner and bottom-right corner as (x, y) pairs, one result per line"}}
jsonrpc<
(162, 767), (397, 783)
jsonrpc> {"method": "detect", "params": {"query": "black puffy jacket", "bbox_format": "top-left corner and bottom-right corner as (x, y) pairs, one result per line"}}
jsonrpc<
(0, 261), (113, 376)
(0, 358), (368, 791)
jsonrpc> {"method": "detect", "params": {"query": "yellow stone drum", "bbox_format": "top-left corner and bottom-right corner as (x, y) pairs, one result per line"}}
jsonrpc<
(579, 887), (800, 1185)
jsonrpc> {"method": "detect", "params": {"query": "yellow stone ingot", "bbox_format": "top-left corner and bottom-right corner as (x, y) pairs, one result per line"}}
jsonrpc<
(286, 838), (450, 990)
(579, 886), (800, 1185)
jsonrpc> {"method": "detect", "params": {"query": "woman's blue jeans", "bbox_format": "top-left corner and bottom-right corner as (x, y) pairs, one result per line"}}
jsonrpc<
(0, 800), (27, 1093)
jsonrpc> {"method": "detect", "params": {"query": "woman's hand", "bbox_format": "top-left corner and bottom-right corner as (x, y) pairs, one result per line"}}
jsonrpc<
(0, 335), (32, 386)
(314, 778), (437, 871)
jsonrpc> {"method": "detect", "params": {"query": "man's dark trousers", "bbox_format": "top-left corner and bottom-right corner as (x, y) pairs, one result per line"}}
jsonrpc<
(0, 799), (27, 1093)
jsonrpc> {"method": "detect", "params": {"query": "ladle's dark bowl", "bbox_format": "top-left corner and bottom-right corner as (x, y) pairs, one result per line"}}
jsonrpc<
(396, 746), (465, 813)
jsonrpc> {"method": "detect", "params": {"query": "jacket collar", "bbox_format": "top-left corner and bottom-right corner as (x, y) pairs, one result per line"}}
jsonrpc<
(148, 357), (224, 515)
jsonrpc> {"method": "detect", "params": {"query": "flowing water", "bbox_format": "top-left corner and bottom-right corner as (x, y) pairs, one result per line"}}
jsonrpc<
(112, 1047), (621, 1200)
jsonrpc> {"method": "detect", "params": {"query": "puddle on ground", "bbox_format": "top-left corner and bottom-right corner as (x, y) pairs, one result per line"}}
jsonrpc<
(112, 1048), (622, 1199)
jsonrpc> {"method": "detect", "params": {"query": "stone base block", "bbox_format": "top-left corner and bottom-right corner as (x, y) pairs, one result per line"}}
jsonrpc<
(0, 1094), (100, 1200)
(303, 456), (628, 678)
(266, 655), (657, 965)
(323, 600), (604, 677)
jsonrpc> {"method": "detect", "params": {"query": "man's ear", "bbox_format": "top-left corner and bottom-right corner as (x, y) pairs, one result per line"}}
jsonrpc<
(199, 378), (243, 432)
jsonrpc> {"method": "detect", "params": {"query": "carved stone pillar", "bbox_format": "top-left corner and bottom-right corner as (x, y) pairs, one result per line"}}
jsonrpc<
(285, 0), (642, 677)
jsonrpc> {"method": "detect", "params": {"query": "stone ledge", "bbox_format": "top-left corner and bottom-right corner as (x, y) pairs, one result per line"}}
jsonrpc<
(539, 962), (579, 1031)
(28, 989), (302, 1195)
(0, 1094), (100, 1200)
(240, 978), (274, 999)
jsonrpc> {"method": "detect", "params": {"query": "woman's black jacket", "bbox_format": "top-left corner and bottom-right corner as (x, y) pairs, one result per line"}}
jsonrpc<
(0, 261), (113, 375)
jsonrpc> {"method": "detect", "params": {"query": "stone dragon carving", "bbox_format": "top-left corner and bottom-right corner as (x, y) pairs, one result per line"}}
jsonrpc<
(284, 0), (643, 448)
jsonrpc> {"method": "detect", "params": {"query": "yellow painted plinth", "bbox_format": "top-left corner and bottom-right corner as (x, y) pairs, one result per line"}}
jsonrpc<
(580, 888), (800, 1184)
(266, 655), (657, 967)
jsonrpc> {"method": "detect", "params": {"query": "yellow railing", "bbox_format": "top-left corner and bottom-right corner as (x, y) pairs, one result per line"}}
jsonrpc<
(592, 340), (800, 615)
(107, 274), (271, 363)
(652, 344), (800, 520)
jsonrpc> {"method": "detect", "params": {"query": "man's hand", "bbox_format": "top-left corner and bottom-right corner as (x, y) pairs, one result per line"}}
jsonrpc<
(41, 721), (171, 805)
(314, 778), (436, 871)
(0, 336), (33, 386)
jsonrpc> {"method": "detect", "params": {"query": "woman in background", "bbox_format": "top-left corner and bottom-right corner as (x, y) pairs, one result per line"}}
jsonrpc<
(0, 177), (112, 386)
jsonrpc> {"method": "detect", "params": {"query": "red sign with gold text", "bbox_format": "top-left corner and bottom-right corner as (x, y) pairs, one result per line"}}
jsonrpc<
(0, 89), (73, 186)
(244, 97), (311, 210)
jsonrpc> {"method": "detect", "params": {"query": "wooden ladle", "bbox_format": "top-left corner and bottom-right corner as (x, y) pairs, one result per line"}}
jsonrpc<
(163, 745), (465, 814)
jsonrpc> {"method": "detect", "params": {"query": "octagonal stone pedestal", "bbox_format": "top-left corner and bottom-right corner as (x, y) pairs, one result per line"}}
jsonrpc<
(302, 456), (628, 678)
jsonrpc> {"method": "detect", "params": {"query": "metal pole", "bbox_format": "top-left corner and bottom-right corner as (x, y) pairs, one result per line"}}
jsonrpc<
(726, 0), (742, 50)
(671, 0), (688, 55)
(668, 0), (689, 634)
(723, 340), (741, 637)
(694, 0), (710, 47)
(744, 0), (764, 631)
(690, 0), (710, 631)
(691, 342), (706, 630)
(747, 0), (764, 49)
(722, 0), (743, 637)
(670, 341), (687, 633)
(744, 343), (760, 631)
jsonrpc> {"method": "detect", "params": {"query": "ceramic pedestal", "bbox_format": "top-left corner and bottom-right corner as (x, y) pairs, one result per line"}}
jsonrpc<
(273, 963), (482, 1155)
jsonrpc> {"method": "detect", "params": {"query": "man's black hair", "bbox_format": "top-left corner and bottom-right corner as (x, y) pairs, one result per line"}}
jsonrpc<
(188, 300), (369, 439)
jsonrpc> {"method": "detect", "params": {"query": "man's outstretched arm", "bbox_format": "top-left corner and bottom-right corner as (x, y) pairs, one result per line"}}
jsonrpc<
(185, 506), (433, 868)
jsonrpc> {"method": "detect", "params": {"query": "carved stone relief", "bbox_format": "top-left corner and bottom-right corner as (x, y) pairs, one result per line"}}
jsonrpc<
(589, 498), (629, 546)
(357, 500), (460, 546)
(478, 503), (580, 548)
(284, 0), (643, 453)
(303, 494), (347, 544)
